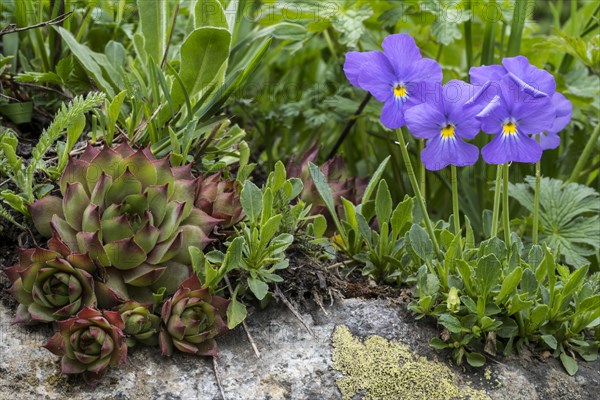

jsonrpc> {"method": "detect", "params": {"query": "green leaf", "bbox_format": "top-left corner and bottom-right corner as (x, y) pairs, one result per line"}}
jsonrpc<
(541, 335), (558, 350)
(361, 156), (390, 205)
(240, 181), (263, 223)
(476, 254), (501, 295)
(195, 0), (229, 29)
(529, 304), (549, 329)
(466, 352), (486, 367)
(496, 267), (523, 303)
(510, 177), (600, 267)
(409, 224), (433, 261)
(247, 277), (269, 301)
(331, 4), (373, 47)
(308, 162), (343, 234)
(391, 196), (413, 238)
(561, 265), (589, 301)
(423, 0), (471, 46)
(105, 40), (126, 68)
(430, 338), (449, 349)
(55, 27), (119, 96)
(560, 352), (579, 376)
(375, 180), (392, 224)
(226, 294), (247, 329)
(171, 27), (231, 108)
(138, 0), (168, 64)
(438, 313), (464, 334)
(259, 215), (283, 248)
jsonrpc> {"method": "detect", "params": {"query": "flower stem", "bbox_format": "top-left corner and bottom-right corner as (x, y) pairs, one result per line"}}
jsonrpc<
(481, 0), (497, 65)
(396, 128), (441, 258)
(533, 147), (541, 244)
(464, 0), (473, 71)
(490, 165), (503, 238)
(451, 165), (463, 259)
(502, 163), (511, 253)
(566, 123), (600, 184)
(419, 139), (426, 197)
(451, 166), (460, 235)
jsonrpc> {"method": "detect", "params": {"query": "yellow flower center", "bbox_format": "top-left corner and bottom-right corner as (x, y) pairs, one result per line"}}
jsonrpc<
(503, 121), (517, 135)
(394, 84), (407, 98)
(441, 124), (455, 139)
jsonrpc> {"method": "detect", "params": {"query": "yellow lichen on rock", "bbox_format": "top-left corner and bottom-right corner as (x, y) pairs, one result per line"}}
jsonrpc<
(331, 325), (491, 400)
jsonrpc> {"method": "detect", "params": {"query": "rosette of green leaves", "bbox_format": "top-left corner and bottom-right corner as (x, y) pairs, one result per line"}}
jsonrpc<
(159, 275), (229, 357)
(43, 307), (127, 384)
(6, 234), (96, 323)
(195, 172), (244, 228)
(117, 301), (160, 347)
(29, 143), (220, 306)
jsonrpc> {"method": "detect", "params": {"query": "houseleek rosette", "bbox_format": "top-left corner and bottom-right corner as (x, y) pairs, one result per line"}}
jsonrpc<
(43, 307), (127, 384)
(117, 301), (160, 347)
(195, 172), (244, 228)
(6, 233), (96, 323)
(29, 143), (220, 306)
(159, 275), (229, 357)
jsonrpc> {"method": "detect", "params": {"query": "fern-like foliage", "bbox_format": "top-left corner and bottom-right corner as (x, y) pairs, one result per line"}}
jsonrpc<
(25, 91), (106, 199)
(509, 177), (600, 267)
(0, 92), (105, 224)
(0, 203), (24, 230)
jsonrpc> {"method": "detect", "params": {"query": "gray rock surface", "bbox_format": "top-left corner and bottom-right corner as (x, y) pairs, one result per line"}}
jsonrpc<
(1, 297), (599, 399)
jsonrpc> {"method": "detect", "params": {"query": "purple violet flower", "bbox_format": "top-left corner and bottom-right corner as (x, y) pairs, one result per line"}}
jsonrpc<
(470, 56), (572, 150)
(477, 75), (556, 164)
(537, 92), (573, 150)
(344, 33), (442, 129)
(405, 80), (483, 171)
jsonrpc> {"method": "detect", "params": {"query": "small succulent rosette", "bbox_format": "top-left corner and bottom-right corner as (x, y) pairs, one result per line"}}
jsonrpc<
(6, 234), (96, 324)
(195, 172), (244, 229)
(117, 301), (160, 347)
(28, 143), (221, 307)
(44, 307), (127, 384)
(159, 275), (229, 357)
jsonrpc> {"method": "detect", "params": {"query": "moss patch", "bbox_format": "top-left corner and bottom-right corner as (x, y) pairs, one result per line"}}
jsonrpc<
(331, 325), (491, 400)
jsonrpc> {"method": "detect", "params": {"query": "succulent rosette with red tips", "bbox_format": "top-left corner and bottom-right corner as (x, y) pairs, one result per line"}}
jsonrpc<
(44, 307), (127, 384)
(28, 143), (221, 307)
(117, 301), (160, 347)
(159, 275), (229, 357)
(195, 172), (243, 229)
(6, 234), (97, 324)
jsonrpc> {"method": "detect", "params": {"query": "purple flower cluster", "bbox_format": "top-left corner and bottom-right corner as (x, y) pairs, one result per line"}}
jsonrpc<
(344, 34), (572, 170)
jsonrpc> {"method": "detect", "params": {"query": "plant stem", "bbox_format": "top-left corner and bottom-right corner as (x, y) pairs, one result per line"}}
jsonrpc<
(506, 0), (531, 57)
(451, 166), (461, 235)
(566, 123), (600, 184)
(451, 165), (463, 259)
(533, 143), (541, 244)
(502, 163), (511, 254)
(464, 0), (473, 71)
(396, 128), (441, 258)
(326, 93), (372, 159)
(481, 0), (497, 65)
(419, 139), (426, 197)
(490, 165), (503, 237)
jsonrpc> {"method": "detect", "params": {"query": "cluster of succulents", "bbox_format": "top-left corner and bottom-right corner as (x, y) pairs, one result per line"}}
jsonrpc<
(5, 142), (359, 384)
(6, 143), (242, 384)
